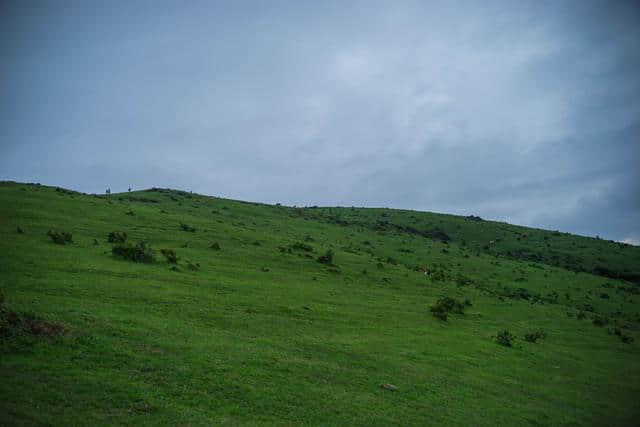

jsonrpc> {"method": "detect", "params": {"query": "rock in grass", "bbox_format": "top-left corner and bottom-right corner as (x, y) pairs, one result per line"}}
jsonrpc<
(379, 383), (398, 391)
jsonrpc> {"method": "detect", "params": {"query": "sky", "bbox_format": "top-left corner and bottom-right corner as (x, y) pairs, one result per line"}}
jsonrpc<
(1, 1), (639, 244)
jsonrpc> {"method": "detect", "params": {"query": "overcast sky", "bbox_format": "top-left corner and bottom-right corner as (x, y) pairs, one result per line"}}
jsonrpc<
(1, 1), (639, 243)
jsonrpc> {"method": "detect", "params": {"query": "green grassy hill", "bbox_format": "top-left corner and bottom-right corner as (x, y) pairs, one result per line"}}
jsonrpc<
(1, 181), (639, 425)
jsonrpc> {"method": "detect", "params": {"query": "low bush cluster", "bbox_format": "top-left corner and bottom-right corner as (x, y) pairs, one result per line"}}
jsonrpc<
(112, 241), (155, 263)
(524, 329), (546, 343)
(160, 249), (178, 263)
(290, 242), (313, 252)
(429, 296), (471, 321)
(47, 230), (72, 245)
(592, 315), (609, 327)
(496, 329), (516, 347)
(317, 249), (334, 265)
(107, 231), (127, 244)
(180, 223), (196, 232)
(611, 327), (634, 344)
(185, 260), (199, 271)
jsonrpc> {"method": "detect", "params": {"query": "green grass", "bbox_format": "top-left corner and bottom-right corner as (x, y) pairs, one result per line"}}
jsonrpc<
(1, 181), (639, 425)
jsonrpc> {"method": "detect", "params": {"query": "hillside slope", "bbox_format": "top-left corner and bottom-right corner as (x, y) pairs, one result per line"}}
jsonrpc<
(1, 181), (639, 425)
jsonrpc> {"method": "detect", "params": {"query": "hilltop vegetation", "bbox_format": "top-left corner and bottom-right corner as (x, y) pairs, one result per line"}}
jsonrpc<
(1, 181), (639, 425)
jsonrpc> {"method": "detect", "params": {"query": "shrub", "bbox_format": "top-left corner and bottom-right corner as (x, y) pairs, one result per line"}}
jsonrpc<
(578, 303), (595, 312)
(592, 315), (608, 327)
(210, 241), (221, 250)
(524, 329), (546, 343)
(180, 223), (196, 232)
(429, 296), (468, 321)
(16, 226), (23, 234)
(290, 242), (313, 252)
(431, 308), (448, 321)
(317, 249), (334, 265)
(496, 329), (515, 347)
(185, 260), (199, 271)
(621, 334), (634, 344)
(47, 230), (72, 244)
(160, 249), (178, 263)
(577, 311), (586, 320)
(112, 241), (155, 263)
(107, 231), (127, 244)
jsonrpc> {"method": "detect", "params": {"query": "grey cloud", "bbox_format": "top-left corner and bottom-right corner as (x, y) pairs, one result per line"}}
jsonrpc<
(1, 0), (638, 242)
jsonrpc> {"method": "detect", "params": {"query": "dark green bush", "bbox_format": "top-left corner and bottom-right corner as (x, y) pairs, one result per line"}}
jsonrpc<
(431, 308), (448, 321)
(112, 241), (155, 263)
(210, 241), (221, 250)
(524, 329), (546, 343)
(621, 334), (634, 344)
(160, 249), (178, 263)
(107, 231), (127, 244)
(317, 249), (334, 265)
(592, 315), (608, 327)
(47, 230), (72, 245)
(496, 329), (515, 347)
(180, 223), (196, 232)
(186, 260), (199, 271)
(16, 226), (23, 234)
(290, 242), (313, 252)
(429, 296), (468, 321)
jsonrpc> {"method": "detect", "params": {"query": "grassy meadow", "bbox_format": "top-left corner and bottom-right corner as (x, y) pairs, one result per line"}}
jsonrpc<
(1, 181), (639, 425)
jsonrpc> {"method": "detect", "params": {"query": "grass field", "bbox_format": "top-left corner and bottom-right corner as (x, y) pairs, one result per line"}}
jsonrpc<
(1, 181), (639, 425)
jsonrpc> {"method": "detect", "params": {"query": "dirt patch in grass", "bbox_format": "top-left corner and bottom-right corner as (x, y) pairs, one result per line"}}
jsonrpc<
(1, 308), (68, 338)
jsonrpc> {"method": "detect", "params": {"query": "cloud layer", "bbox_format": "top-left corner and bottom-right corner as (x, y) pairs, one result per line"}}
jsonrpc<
(1, 0), (639, 242)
